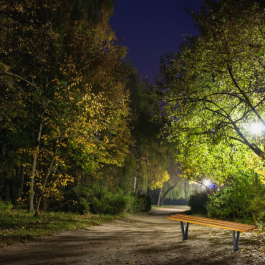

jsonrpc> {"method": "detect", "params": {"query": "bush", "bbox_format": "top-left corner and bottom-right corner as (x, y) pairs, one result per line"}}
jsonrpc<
(206, 186), (235, 218)
(89, 193), (129, 215)
(50, 184), (151, 215)
(188, 191), (209, 214)
(206, 171), (265, 221)
(249, 191), (265, 222)
(0, 200), (13, 214)
(48, 188), (90, 214)
(130, 194), (151, 213)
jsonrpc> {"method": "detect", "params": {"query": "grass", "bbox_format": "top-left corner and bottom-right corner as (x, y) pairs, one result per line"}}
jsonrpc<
(0, 208), (117, 248)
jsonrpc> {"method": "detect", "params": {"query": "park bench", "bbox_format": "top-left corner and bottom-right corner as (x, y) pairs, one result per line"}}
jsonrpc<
(167, 214), (257, 252)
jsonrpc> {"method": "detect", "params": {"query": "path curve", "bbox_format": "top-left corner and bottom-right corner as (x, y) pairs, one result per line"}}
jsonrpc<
(150, 206), (190, 215)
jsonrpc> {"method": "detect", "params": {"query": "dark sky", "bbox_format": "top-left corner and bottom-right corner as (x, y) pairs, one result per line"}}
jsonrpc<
(109, 0), (201, 83)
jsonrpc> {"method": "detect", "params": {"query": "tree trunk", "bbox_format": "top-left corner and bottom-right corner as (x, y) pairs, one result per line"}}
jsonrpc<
(157, 186), (163, 206)
(35, 144), (59, 216)
(81, 173), (84, 186)
(17, 166), (24, 205)
(84, 174), (87, 186)
(0, 173), (7, 197)
(160, 182), (178, 206)
(133, 176), (137, 193)
(184, 181), (187, 199)
(29, 122), (42, 212)
(14, 166), (20, 205)
(5, 178), (11, 202)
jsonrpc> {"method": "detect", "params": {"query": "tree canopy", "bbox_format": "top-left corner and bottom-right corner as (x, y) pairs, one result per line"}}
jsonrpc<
(151, 1), (265, 183)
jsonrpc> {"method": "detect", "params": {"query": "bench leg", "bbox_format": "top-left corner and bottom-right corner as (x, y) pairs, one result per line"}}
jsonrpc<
(180, 221), (189, 241)
(232, 231), (240, 252)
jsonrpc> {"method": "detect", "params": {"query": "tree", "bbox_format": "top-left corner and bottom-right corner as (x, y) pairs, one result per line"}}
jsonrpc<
(95, 65), (180, 194)
(158, 159), (182, 206)
(151, 1), (265, 183)
(0, 0), (132, 213)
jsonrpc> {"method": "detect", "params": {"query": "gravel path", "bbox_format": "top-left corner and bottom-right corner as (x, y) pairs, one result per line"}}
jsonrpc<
(1, 207), (264, 265)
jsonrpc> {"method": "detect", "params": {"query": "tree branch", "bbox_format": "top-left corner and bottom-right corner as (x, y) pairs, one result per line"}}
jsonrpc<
(227, 65), (264, 123)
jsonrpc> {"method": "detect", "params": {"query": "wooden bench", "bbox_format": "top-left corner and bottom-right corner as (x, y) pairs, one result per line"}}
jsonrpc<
(167, 214), (257, 252)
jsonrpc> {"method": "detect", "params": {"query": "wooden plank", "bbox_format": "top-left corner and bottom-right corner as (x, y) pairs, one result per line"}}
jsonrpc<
(167, 217), (253, 231)
(169, 215), (256, 230)
(167, 216), (252, 232)
(170, 214), (256, 229)
(168, 216), (255, 232)
(170, 214), (257, 229)
(171, 214), (256, 228)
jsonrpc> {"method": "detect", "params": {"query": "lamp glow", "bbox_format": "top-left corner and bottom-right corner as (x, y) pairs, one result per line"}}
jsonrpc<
(203, 179), (211, 186)
(249, 122), (264, 135)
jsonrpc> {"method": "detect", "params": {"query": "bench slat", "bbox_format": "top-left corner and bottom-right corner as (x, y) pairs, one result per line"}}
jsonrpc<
(170, 214), (256, 229)
(171, 214), (256, 228)
(167, 215), (256, 232)
(168, 217), (253, 232)
(167, 217), (251, 232)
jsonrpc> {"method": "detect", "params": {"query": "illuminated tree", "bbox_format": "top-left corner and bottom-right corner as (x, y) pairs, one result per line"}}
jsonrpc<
(151, 1), (265, 183)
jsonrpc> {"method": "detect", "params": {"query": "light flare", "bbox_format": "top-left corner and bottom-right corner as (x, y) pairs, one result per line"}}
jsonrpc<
(249, 122), (264, 135)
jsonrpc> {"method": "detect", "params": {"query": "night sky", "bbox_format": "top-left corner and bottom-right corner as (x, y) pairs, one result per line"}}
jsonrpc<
(110, 0), (202, 83)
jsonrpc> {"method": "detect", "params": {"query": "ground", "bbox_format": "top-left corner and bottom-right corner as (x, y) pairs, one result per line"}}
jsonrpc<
(1, 206), (265, 265)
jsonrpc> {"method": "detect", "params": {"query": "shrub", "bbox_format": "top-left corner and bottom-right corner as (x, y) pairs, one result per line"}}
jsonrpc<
(205, 186), (235, 218)
(206, 171), (265, 221)
(0, 199), (13, 214)
(49, 188), (90, 214)
(89, 193), (129, 215)
(188, 191), (209, 214)
(250, 191), (265, 222)
(135, 194), (151, 212)
(50, 184), (151, 215)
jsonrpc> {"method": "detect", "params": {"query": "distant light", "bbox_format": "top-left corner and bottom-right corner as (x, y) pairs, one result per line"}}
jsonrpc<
(249, 123), (264, 135)
(203, 179), (211, 186)
(209, 183), (216, 190)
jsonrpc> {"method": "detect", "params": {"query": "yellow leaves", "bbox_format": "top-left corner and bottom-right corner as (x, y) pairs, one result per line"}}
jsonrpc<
(104, 136), (109, 143)
(0, 3), (132, 204)
(149, 171), (170, 189)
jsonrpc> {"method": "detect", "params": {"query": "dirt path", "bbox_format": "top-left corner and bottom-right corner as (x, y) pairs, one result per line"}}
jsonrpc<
(1, 207), (264, 265)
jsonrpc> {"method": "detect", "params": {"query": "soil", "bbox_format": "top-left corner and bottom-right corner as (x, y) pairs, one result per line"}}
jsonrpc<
(1, 206), (265, 265)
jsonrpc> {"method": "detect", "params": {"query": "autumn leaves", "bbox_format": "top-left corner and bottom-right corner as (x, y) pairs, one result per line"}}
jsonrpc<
(0, 0), (131, 214)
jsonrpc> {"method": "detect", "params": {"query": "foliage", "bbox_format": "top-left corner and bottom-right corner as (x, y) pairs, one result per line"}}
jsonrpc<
(135, 194), (151, 212)
(149, 171), (170, 190)
(0, 0), (132, 213)
(0, 0), (184, 213)
(150, 1), (265, 184)
(0, 200), (13, 214)
(51, 184), (151, 215)
(96, 67), (180, 195)
(206, 171), (265, 222)
(188, 191), (209, 214)
(163, 198), (188, 205)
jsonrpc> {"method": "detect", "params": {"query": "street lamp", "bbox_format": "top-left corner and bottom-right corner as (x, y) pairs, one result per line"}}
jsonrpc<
(203, 179), (211, 187)
(249, 122), (264, 135)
